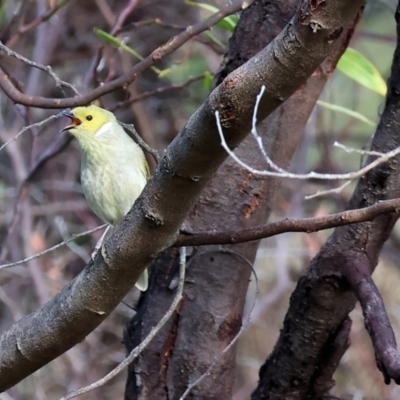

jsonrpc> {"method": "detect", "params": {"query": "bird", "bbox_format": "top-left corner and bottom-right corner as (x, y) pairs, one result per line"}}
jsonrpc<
(61, 104), (150, 291)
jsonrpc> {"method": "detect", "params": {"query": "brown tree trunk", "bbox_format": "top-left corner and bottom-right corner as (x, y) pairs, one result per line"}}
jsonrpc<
(0, 0), (365, 392)
(124, 1), (363, 398)
(252, 4), (400, 400)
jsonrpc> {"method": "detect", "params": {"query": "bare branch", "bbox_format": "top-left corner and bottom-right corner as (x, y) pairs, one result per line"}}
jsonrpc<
(118, 121), (160, 162)
(59, 247), (187, 400)
(250, 85), (287, 174)
(111, 0), (139, 35)
(333, 141), (383, 157)
(0, 0), (253, 108)
(0, 42), (80, 95)
(176, 198), (400, 247)
(5, 0), (71, 48)
(341, 258), (400, 385)
(0, 0), (364, 390)
(216, 110), (400, 181)
(304, 180), (351, 200)
(0, 225), (107, 270)
(112, 73), (205, 111)
(0, 113), (62, 153)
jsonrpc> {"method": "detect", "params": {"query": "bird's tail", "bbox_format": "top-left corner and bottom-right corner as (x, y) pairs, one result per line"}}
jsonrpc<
(135, 269), (148, 291)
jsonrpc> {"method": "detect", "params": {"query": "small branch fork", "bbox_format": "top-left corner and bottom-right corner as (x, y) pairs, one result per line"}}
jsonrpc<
(5, 0), (71, 48)
(118, 121), (160, 162)
(111, 73), (205, 111)
(58, 247), (187, 400)
(177, 198), (400, 247)
(216, 86), (400, 388)
(341, 258), (400, 385)
(59, 248), (259, 400)
(1, 2), (398, 392)
(2, 197), (400, 270)
(0, 42), (80, 96)
(0, 0), (253, 108)
(216, 91), (400, 187)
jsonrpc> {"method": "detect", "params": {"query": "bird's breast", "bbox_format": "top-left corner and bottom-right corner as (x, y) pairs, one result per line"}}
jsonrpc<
(81, 148), (147, 225)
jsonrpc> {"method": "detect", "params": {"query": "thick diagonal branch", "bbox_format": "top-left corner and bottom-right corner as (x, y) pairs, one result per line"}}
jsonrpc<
(0, 0), (364, 391)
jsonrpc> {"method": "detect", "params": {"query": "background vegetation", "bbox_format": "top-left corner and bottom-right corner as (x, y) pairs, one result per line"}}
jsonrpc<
(0, 0), (398, 399)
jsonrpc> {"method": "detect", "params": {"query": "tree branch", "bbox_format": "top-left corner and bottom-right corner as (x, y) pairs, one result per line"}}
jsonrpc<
(0, 0), (365, 391)
(5, 0), (70, 48)
(341, 258), (400, 385)
(176, 198), (400, 247)
(0, 41), (80, 95)
(0, 0), (251, 109)
(253, 2), (400, 397)
(59, 247), (186, 400)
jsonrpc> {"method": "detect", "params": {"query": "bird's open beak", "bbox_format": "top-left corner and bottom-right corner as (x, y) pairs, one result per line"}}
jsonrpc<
(61, 109), (81, 132)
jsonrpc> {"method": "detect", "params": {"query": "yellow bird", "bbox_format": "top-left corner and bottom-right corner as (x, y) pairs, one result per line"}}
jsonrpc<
(61, 105), (150, 291)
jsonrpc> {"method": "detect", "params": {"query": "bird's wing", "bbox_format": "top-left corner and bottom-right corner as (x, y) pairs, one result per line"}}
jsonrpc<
(144, 160), (151, 180)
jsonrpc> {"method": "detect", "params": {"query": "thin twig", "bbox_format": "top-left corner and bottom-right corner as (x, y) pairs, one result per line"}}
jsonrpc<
(333, 141), (383, 157)
(304, 180), (351, 200)
(216, 110), (400, 181)
(55, 217), (92, 263)
(5, 0), (71, 48)
(111, 0), (139, 35)
(59, 247), (186, 400)
(0, 131), (73, 263)
(179, 249), (258, 400)
(112, 74), (205, 110)
(118, 121), (160, 162)
(0, 225), (107, 270)
(0, 0), (254, 108)
(0, 113), (62, 153)
(117, 18), (186, 35)
(228, 85), (394, 181)
(250, 85), (287, 174)
(0, 41), (80, 95)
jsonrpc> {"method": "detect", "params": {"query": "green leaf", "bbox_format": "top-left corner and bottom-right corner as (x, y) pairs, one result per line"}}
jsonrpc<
(0, 0), (8, 25)
(158, 69), (171, 79)
(204, 31), (225, 49)
(218, 15), (238, 32)
(337, 48), (387, 96)
(94, 28), (121, 47)
(316, 100), (376, 126)
(184, 0), (238, 32)
(94, 28), (162, 75)
(203, 71), (213, 90)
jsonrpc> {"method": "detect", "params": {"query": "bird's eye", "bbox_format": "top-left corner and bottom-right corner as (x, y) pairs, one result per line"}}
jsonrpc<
(86, 115), (93, 121)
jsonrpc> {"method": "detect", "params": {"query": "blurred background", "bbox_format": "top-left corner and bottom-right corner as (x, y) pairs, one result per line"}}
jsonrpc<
(0, 0), (398, 399)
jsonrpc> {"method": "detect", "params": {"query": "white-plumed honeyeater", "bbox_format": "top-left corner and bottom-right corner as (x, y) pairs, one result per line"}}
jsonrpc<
(61, 105), (149, 291)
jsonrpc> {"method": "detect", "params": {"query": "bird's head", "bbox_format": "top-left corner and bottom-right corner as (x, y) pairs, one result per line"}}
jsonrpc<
(61, 105), (116, 147)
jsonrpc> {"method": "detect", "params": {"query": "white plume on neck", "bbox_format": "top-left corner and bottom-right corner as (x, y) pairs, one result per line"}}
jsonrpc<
(95, 122), (113, 137)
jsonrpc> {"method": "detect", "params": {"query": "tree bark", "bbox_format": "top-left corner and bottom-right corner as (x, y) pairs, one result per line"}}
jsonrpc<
(252, 3), (400, 400)
(124, 1), (364, 398)
(0, 0), (365, 392)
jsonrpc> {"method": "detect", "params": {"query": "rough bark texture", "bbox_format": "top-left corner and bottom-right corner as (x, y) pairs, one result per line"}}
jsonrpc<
(123, 1), (364, 399)
(252, 4), (400, 400)
(0, 0), (365, 393)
